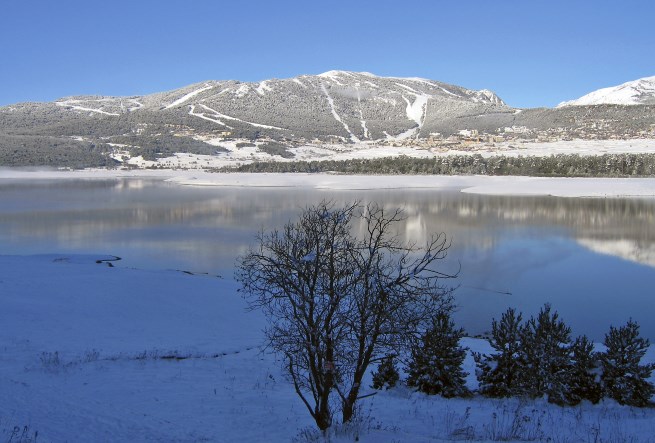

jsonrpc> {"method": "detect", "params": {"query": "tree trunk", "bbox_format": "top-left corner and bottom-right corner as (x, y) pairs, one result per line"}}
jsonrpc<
(315, 360), (334, 430)
(342, 400), (355, 424)
(315, 408), (331, 431)
(341, 382), (361, 423)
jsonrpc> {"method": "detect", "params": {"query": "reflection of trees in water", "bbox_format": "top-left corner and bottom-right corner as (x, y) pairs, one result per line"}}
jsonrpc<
(396, 194), (655, 267)
(1, 181), (655, 266)
(414, 194), (654, 234)
(341, 193), (655, 255)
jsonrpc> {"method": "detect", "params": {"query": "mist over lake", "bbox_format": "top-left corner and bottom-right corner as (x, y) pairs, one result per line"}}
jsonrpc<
(1, 177), (654, 341)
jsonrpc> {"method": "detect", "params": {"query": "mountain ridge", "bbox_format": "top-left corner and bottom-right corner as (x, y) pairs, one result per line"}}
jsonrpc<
(1, 71), (655, 168)
(49, 70), (509, 142)
(558, 75), (655, 107)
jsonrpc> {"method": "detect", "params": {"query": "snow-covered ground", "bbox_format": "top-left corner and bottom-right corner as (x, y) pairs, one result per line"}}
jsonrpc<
(1, 254), (654, 442)
(110, 138), (655, 170)
(2, 169), (655, 199)
(167, 174), (655, 198)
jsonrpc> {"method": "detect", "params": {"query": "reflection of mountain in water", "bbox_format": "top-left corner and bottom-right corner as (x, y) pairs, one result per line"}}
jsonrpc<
(1, 179), (655, 268)
(387, 194), (655, 266)
(577, 238), (655, 268)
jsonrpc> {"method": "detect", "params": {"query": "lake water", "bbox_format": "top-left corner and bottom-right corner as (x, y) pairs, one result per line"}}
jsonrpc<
(1, 177), (654, 341)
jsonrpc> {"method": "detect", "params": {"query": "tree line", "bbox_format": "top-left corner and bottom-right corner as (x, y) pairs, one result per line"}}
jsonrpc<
(229, 153), (655, 177)
(0, 134), (116, 168)
(374, 304), (654, 408)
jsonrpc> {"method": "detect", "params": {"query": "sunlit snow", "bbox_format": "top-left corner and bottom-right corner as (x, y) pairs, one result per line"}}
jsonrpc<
(1, 253), (653, 441)
(558, 76), (655, 107)
(164, 83), (214, 109)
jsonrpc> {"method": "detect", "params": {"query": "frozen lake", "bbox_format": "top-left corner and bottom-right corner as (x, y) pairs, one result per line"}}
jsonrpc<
(1, 177), (654, 340)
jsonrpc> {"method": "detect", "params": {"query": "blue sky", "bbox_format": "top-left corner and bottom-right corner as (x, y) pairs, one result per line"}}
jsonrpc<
(1, 0), (653, 108)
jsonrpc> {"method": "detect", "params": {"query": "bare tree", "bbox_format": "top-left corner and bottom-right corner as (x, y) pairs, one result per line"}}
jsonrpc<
(236, 201), (456, 430)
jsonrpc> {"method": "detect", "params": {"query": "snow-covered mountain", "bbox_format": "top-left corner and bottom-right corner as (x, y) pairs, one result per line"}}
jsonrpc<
(2, 71), (655, 168)
(558, 76), (655, 107)
(49, 70), (509, 141)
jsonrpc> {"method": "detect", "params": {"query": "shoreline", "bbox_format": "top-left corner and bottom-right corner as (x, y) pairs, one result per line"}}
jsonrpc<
(1, 168), (655, 198)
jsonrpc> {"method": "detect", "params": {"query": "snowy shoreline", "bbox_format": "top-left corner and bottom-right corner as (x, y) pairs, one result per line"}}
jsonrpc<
(2, 168), (655, 198)
(1, 253), (654, 441)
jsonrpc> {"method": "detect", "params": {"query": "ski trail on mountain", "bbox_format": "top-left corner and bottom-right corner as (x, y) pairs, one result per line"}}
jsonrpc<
(292, 78), (307, 89)
(198, 104), (287, 131)
(255, 81), (273, 96)
(399, 93), (429, 139)
(320, 83), (360, 142)
(188, 105), (233, 129)
(165, 84), (214, 109)
(56, 100), (120, 116)
(357, 88), (370, 139)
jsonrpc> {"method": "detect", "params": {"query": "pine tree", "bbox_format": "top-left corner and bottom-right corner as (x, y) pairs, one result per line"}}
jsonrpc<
(474, 307), (523, 397)
(406, 312), (470, 398)
(566, 335), (602, 405)
(371, 355), (399, 390)
(600, 319), (655, 407)
(518, 304), (572, 405)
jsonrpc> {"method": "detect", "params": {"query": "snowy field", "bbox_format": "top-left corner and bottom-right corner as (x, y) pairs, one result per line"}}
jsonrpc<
(1, 254), (654, 442)
(108, 138), (655, 170)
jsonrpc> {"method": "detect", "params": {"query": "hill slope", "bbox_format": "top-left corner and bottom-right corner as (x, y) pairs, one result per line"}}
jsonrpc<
(1, 72), (655, 168)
